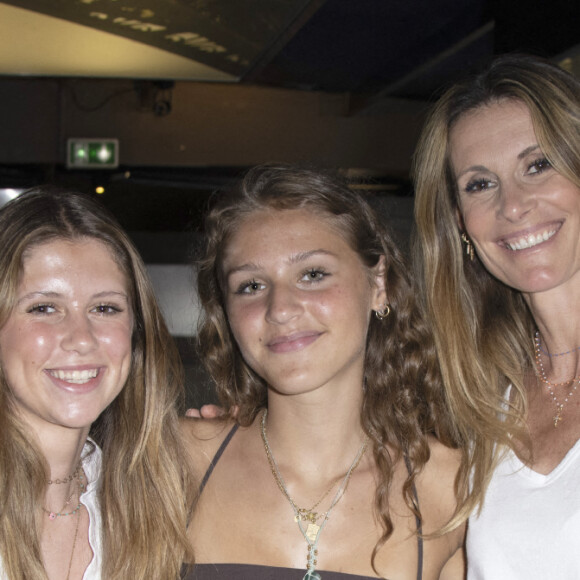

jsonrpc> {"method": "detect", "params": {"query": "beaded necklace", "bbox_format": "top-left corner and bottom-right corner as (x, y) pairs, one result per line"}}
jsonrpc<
(42, 468), (85, 520)
(43, 463), (87, 580)
(534, 331), (580, 427)
(536, 330), (580, 357)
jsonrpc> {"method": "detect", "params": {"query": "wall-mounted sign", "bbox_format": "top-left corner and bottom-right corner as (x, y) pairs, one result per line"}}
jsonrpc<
(67, 138), (119, 169)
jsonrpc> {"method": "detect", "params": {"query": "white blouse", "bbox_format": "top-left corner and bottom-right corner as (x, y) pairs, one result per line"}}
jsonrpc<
(80, 440), (103, 579)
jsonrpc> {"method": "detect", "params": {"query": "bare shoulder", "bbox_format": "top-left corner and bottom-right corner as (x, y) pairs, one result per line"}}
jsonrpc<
(421, 436), (462, 486)
(180, 416), (238, 480)
(415, 437), (464, 540)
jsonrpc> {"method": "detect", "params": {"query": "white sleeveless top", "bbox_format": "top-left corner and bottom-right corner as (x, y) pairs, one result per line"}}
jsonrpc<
(467, 438), (580, 579)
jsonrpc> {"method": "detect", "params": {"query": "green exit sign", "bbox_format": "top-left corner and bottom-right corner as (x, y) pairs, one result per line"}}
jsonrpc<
(67, 138), (119, 169)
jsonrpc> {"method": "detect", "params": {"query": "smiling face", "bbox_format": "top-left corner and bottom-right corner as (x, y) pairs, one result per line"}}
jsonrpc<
(221, 208), (386, 399)
(450, 99), (580, 295)
(0, 238), (133, 438)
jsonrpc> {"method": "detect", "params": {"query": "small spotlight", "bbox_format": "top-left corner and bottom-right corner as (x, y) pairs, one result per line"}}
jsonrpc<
(95, 186), (105, 195)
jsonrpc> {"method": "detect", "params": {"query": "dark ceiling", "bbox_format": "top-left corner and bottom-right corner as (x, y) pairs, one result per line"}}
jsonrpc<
(252, 0), (492, 98)
(3, 0), (579, 99)
(251, 0), (580, 100)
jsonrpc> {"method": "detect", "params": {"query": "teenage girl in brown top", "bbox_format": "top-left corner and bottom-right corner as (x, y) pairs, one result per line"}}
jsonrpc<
(183, 165), (465, 579)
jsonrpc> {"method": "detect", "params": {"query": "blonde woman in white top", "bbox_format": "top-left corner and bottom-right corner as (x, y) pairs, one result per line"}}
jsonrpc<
(0, 188), (193, 579)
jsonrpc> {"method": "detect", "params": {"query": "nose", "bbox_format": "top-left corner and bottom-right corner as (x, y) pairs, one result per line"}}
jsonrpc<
(60, 312), (99, 354)
(265, 284), (302, 325)
(497, 180), (537, 222)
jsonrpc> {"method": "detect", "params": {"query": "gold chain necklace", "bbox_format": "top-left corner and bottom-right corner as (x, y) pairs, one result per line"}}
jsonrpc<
(534, 332), (580, 427)
(65, 505), (82, 580)
(294, 470), (342, 525)
(260, 410), (368, 580)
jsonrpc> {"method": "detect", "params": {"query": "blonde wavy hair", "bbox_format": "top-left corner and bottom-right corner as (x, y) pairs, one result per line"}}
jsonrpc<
(0, 188), (194, 579)
(196, 164), (460, 566)
(412, 53), (580, 527)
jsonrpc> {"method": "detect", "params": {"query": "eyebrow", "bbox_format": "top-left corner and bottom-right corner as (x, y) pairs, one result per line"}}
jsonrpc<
(16, 290), (129, 305)
(455, 144), (541, 179)
(455, 165), (487, 179)
(517, 144), (540, 159)
(225, 249), (337, 278)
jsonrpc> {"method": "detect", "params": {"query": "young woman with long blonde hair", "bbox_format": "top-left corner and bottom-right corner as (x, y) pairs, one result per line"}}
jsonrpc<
(413, 54), (580, 577)
(0, 188), (194, 579)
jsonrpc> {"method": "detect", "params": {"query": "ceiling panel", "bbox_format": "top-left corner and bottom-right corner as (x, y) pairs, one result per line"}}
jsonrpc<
(0, 0), (320, 80)
(1, 0), (579, 97)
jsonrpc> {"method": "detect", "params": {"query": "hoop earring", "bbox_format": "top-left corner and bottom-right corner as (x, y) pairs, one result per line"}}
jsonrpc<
(461, 233), (475, 261)
(374, 304), (391, 320)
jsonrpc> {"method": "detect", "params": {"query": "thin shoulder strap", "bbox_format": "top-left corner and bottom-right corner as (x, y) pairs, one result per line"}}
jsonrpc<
(404, 455), (424, 580)
(198, 423), (239, 495)
(413, 482), (423, 580)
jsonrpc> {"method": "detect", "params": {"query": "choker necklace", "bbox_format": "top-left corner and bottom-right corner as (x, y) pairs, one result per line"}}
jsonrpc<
(534, 333), (580, 427)
(260, 410), (368, 580)
(535, 330), (580, 358)
(47, 462), (81, 485)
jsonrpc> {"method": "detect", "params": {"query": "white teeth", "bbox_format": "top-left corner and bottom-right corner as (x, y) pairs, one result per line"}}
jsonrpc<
(506, 228), (556, 251)
(50, 369), (98, 384)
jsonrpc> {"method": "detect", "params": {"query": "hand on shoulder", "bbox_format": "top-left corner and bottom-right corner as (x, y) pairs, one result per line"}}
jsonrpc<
(185, 404), (226, 419)
(180, 414), (238, 480)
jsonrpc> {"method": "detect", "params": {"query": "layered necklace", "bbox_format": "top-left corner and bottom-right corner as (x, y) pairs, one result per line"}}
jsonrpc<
(42, 464), (85, 520)
(42, 464), (86, 580)
(260, 410), (369, 580)
(534, 331), (580, 428)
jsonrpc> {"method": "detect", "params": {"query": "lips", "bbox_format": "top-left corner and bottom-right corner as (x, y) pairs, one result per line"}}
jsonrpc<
(266, 331), (321, 353)
(501, 222), (561, 251)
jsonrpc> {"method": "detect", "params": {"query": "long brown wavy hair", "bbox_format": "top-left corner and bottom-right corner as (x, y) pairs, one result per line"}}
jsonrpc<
(412, 53), (580, 527)
(0, 188), (194, 579)
(196, 164), (460, 562)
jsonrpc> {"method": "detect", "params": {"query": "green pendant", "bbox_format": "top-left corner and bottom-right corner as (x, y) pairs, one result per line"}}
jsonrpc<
(304, 571), (321, 580)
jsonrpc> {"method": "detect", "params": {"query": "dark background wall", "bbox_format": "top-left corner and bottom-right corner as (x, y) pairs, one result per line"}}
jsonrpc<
(1, 0), (579, 408)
